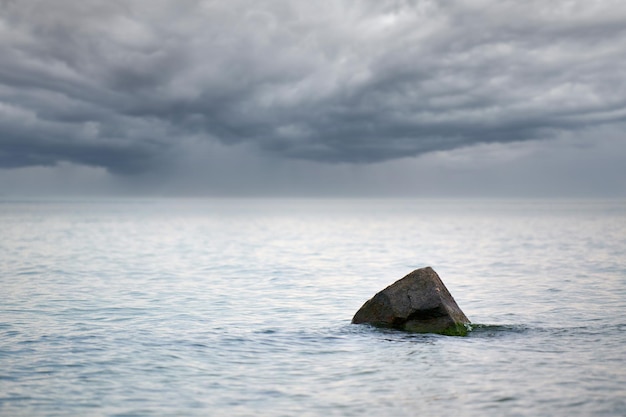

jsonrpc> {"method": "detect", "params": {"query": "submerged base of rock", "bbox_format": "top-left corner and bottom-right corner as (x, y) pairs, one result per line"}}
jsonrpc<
(352, 267), (471, 336)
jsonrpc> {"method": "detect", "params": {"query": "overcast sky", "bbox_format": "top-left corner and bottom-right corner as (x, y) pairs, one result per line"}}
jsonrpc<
(1, 0), (625, 197)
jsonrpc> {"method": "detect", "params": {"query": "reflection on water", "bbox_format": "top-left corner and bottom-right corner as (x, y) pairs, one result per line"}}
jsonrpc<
(1, 199), (625, 416)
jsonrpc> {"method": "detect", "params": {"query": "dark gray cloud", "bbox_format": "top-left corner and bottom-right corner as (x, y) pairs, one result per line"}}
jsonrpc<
(1, 0), (625, 174)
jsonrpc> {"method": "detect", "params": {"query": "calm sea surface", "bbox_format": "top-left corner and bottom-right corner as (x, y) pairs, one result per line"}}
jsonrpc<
(1, 198), (625, 416)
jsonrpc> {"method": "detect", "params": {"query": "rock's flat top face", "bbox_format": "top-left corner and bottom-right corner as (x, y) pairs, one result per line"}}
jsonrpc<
(352, 267), (470, 335)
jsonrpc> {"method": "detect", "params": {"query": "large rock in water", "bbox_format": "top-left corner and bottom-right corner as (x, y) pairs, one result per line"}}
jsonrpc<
(352, 267), (471, 336)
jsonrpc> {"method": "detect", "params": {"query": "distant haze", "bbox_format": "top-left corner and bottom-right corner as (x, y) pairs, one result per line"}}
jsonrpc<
(1, 1), (625, 197)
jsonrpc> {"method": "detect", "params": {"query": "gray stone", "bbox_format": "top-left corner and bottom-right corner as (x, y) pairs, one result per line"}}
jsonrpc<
(352, 267), (471, 336)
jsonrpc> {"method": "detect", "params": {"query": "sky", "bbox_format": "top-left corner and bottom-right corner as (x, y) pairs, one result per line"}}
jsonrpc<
(1, 0), (625, 197)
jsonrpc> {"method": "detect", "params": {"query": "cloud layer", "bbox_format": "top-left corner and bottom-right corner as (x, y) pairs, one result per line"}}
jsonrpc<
(1, 0), (625, 174)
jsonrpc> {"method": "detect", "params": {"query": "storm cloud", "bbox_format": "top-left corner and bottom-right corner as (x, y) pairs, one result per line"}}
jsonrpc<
(1, 0), (626, 175)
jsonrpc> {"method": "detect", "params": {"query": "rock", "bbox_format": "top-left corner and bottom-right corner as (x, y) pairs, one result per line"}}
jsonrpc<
(352, 267), (471, 336)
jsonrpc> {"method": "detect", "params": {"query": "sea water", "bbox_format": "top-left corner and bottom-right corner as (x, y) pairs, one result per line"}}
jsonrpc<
(1, 198), (625, 417)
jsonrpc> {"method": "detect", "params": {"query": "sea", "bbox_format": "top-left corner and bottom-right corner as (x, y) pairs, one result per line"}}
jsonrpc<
(1, 198), (625, 417)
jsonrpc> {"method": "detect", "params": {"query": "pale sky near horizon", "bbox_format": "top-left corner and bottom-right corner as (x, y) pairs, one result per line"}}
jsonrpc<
(1, 0), (625, 197)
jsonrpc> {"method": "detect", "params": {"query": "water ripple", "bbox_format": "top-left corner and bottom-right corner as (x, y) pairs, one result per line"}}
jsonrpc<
(1, 199), (625, 416)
